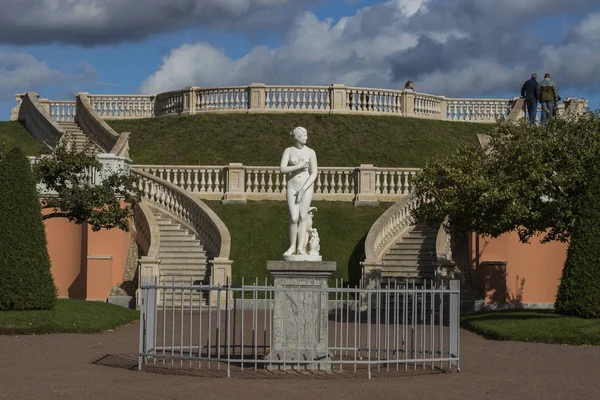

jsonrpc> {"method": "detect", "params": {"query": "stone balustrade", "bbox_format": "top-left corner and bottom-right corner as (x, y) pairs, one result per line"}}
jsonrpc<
(48, 100), (77, 122)
(88, 95), (154, 119)
(17, 85), (587, 124)
(31, 153), (131, 197)
(16, 92), (66, 148)
(131, 164), (421, 203)
(131, 168), (231, 261)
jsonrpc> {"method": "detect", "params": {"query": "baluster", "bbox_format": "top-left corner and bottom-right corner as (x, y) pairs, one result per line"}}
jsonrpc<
(375, 171), (381, 195)
(206, 170), (214, 193)
(245, 170), (252, 193)
(290, 90), (297, 110)
(336, 171), (344, 194)
(274, 172), (281, 193)
(343, 172), (350, 194)
(200, 170), (206, 192)
(252, 171), (259, 193)
(257, 170), (265, 193)
(266, 171), (274, 193)
(315, 172), (323, 194)
(214, 170), (221, 193)
(183, 170), (191, 191)
(381, 172), (389, 194)
(192, 170), (199, 192)
(323, 172), (330, 194)
(171, 169), (178, 186)
(307, 89), (313, 110)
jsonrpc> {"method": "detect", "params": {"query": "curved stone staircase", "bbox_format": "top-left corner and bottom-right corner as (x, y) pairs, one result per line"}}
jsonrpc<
(57, 121), (100, 153)
(381, 223), (437, 279)
(153, 209), (209, 307)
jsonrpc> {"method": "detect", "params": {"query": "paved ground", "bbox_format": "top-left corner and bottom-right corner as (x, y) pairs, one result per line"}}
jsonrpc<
(0, 322), (598, 400)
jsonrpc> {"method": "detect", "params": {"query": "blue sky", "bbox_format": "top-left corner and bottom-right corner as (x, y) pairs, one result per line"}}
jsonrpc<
(1, 0), (600, 120)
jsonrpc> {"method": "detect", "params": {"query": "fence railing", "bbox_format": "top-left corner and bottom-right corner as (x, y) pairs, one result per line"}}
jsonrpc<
(138, 278), (460, 377)
(130, 164), (421, 203)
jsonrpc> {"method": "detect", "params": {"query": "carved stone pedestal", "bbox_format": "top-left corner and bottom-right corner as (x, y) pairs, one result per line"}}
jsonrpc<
(264, 260), (336, 370)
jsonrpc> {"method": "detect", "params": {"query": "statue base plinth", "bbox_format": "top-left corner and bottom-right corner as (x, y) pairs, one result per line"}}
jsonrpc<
(282, 254), (322, 262)
(264, 260), (336, 370)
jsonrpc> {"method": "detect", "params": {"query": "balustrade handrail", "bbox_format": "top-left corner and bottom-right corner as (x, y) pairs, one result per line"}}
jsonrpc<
(364, 194), (421, 263)
(131, 168), (231, 260)
(134, 201), (161, 259)
(18, 92), (66, 148)
(76, 93), (120, 153)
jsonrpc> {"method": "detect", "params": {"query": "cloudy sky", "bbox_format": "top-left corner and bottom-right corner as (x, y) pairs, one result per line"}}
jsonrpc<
(1, 0), (599, 120)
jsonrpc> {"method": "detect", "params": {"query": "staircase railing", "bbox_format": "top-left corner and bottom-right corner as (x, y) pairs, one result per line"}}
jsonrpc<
(17, 92), (66, 148)
(363, 194), (420, 266)
(76, 93), (130, 155)
(131, 168), (232, 285)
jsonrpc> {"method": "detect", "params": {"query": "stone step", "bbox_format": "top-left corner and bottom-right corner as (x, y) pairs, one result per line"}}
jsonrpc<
(383, 253), (437, 261)
(160, 235), (199, 242)
(159, 243), (203, 251)
(401, 237), (436, 244)
(158, 251), (206, 259)
(157, 224), (182, 231)
(160, 257), (206, 265)
(160, 230), (192, 236)
(391, 243), (436, 251)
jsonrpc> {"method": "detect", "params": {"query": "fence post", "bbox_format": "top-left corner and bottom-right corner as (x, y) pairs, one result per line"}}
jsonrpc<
(449, 279), (460, 370)
(210, 258), (233, 306)
(330, 84), (348, 114)
(401, 90), (415, 117)
(248, 83), (266, 111)
(355, 164), (379, 206)
(137, 257), (161, 308)
(222, 163), (247, 204)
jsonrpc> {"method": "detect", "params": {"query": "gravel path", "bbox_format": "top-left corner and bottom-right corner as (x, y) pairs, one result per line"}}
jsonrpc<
(0, 322), (598, 400)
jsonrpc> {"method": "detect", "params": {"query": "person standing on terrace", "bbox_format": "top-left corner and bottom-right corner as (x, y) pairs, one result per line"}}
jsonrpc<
(521, 73), (541, 124)
(539, 72), (561, 124)
(404, 81), (414, 90)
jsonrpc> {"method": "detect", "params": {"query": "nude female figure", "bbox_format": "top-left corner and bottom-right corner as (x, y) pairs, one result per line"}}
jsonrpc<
(280, 126), (318, 256)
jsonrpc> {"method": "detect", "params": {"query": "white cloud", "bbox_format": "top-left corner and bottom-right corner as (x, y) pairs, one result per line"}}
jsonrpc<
(0, 0), (316, 45)
(0, 51), (98, 103)
(140, 1), (600, 98)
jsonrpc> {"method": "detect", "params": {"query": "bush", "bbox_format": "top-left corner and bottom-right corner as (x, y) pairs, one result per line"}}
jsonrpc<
(0, 148), (57, 310)
(555, 154), (600, 318)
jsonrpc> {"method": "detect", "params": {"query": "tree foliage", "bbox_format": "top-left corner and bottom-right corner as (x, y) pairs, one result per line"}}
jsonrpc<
(0, 148), (56, 310)
(32, 140), (141, 232)
(412, 112), (600, 243)
(554, 152), (600, 318)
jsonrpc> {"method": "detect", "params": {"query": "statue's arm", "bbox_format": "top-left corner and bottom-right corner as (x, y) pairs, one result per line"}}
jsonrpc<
(301, 150), (318, 191)
(280, 148), (309, 173)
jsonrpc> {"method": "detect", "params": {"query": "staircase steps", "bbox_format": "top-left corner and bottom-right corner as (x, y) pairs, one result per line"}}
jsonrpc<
(57, 121), (101, 153)
(380, 224), (437, 279)
(154, 211), (209, 308)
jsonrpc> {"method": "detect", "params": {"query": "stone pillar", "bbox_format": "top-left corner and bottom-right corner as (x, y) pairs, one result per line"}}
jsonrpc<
(181, 86), (197, 115)
(248, 83), (266, 111)
(439, 96), (447, 120)
(401, 90), (415, 117)
(330, 84), (348, 114)
(137, 257), (161, 308)
(354, 164), (379, 206)
(210, 257), (233, 306)
(265, 260), (336, 370)
(222, 163), (247, 204)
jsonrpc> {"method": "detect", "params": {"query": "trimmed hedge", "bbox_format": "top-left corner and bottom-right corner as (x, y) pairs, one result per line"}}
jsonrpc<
(555, 155), (600, 318)
(0, 148), (57, 310)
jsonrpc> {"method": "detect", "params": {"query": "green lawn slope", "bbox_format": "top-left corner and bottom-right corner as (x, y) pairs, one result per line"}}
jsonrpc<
(204, 200), (391, 286)
(0, 121), (48, 156)
(108, 113), (494, 166)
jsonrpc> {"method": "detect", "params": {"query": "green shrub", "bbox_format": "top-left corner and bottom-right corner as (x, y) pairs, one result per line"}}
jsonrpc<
(0, 148), (57, 310)
(555, 154), (600, 318)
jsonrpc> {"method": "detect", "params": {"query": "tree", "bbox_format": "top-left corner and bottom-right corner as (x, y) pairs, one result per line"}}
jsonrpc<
(554, 153), (600, 318)
(412, 112), (600, 243)
(411, 111), (600, 317)
(32, 140), (141, 232)
(0, 148), (56, 310)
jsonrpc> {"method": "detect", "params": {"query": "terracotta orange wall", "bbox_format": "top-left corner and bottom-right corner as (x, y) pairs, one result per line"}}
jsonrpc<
(470, 232), (568, 305)
(43, 212), (85, 298)
(43, 207), (131, 300)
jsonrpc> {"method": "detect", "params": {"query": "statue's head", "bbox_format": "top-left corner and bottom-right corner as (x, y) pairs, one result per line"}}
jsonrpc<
(290, 126), (308, 141)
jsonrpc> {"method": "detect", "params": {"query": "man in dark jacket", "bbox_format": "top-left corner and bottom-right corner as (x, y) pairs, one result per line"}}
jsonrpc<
(521, 73), (541, 124)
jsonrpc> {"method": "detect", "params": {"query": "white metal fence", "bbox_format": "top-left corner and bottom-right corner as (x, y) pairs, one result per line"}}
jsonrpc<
(138, 278), (460, 378)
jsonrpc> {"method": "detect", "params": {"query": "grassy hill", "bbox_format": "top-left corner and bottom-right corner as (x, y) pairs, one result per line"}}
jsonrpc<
(204, 200), (391, 286)
(108, 113), (494, 166)
(0, 121), (47, 156)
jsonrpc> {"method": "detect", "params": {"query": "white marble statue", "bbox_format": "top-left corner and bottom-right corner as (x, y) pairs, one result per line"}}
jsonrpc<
(280, 126), (321, 260)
